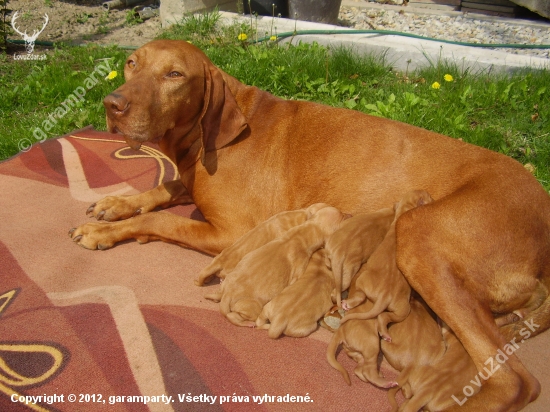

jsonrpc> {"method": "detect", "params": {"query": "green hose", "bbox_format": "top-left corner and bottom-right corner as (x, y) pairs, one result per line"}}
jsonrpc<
(254, 29), (550, 49)
(8, 28), (550, 50)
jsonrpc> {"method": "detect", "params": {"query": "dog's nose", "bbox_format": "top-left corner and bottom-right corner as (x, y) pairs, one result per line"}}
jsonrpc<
(103, 93), (129, 116)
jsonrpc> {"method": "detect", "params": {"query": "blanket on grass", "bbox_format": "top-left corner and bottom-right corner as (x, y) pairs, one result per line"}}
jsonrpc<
(0, 127), (549, 412)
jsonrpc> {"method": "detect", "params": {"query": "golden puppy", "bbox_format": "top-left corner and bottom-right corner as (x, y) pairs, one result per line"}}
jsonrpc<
(383, 297), (478, 412)
(195, 203), (330, 286)
(325, 207), (395, 308)
(326, 273), (396, 388)
(256, 249), (334, 338)
(341, 190), (434, 342)
(206, 207), (347, 327)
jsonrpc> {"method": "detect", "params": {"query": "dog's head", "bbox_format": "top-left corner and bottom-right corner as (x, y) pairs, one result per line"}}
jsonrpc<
(103, 40), (247, 161)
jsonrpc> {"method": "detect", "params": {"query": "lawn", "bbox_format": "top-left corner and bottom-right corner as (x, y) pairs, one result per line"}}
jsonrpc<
(1, 10), (549, 191)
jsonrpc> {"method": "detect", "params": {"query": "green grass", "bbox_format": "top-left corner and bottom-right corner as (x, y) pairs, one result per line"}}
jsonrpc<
(1, 10), (549, 190)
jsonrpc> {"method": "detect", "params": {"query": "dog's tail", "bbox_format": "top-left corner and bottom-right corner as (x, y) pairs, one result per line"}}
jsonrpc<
(341, 299), (385, 324)
(326, 330), (351, 385)
(387, 386), (400, 412)
(387, 367), (412, 412)
(195, 261), (223, 286)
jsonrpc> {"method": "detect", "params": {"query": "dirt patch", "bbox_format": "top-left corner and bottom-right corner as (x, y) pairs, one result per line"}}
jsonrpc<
(7, 0), (162, 49)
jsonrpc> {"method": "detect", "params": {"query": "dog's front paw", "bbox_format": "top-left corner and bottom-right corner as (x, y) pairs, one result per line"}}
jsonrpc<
(69, 223), (117, 250)
(86, 195), (143, 222)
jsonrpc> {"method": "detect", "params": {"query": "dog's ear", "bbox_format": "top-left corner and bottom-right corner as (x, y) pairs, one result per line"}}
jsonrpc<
(199, 63), (248, 164)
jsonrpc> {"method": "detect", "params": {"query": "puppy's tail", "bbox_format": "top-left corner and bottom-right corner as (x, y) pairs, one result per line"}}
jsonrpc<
(341, 299), (385, 324)
(326, 330), (351, 385)
(387, 367), (412, 412)
(195, 261), (223, 286)
(387, 386), (400, 412)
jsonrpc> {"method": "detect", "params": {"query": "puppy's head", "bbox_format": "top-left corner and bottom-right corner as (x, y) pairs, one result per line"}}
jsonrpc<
(394, 190), (434, 219)
(310, 207), (350, 236)
(304, 202), (332, 218)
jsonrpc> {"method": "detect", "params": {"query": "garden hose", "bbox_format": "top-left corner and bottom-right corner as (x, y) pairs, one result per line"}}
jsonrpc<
(254, 29), (550, 49)
(7, 28), (550, 50)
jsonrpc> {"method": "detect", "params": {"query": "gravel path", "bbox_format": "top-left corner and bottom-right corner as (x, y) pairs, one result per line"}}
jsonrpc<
(338, 5), (550, 59)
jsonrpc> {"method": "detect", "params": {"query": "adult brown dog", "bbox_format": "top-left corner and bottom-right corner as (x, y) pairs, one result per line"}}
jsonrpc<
(69, 39), (550, 411)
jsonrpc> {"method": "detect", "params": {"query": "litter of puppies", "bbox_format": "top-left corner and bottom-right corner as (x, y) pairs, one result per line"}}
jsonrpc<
(196, 190), (478, 411)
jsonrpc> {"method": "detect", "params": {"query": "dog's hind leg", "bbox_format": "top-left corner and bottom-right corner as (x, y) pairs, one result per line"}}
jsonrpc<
(354, 361), (397, 388)
(230, 298), (262, 327)
(226, 311), (256, 327)
(377, 299), (411, 342)
(326, 332), (351, 385)
(341, 289), (367, 312)
(395, 187), (544, 411)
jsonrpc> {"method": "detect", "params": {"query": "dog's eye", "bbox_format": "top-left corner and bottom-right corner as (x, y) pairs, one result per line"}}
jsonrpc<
(168, 71), (183, 78)
(127, 60), (136, 69)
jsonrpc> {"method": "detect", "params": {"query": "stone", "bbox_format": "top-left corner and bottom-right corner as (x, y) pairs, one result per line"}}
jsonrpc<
(510, 0), (550, 19)
(160, 0), (238, 27)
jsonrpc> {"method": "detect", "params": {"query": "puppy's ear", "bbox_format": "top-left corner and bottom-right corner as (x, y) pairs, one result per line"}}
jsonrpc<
(199, 62), (248, 164)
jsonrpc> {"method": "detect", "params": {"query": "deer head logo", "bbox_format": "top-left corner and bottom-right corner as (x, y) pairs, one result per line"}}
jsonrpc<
(11, 11), (49, 54)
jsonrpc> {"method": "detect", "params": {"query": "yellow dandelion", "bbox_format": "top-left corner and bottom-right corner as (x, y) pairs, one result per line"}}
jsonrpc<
(444, 74), (454, 82)
(432, 81), (441, 89)
(270, 35), (277, 41)
(105, 71), (118, 80)
(238, 33), (248, 41)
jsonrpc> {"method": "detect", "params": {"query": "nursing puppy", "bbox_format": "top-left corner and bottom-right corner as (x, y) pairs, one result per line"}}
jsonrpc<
(256, 249), (334, 338)
(205, 207), (347, 327)
(383, 298), (478, 412)
(195, 203), (330, 286)
(325, 207), (395, 308)
(326, 273), (396, 388)
(341, 190), (434, 341)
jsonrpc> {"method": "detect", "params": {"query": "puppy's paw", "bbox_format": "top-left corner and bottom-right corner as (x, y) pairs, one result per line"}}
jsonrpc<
(86, 195), (144, 222)
(341, 300), (351, 311)
(68, 223), (117, 250)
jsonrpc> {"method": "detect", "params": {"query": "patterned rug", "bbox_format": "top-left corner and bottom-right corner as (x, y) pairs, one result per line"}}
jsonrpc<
(0, 127), (548, 411)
